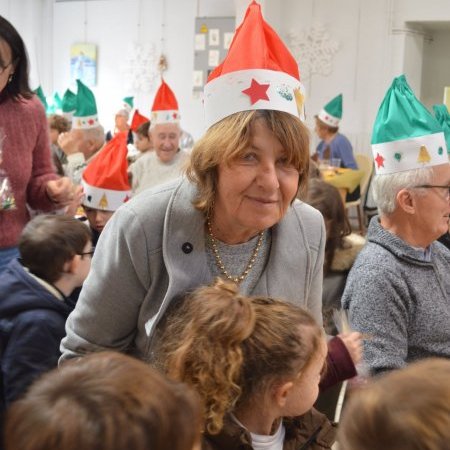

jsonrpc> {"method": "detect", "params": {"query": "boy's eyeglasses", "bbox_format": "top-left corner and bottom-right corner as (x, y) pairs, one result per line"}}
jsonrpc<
(78, 247), (95, 258)
(414, 185), (450, 200)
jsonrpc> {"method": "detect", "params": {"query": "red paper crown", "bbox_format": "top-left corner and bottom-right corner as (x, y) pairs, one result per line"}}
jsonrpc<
(203, 1), (305, 129)
(82, 131), (131, 211)
(131, 109), (150, 132)
(151, 79), (180, 125)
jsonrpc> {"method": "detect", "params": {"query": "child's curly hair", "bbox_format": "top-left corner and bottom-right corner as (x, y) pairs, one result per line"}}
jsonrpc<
(158, 279), (323, 435)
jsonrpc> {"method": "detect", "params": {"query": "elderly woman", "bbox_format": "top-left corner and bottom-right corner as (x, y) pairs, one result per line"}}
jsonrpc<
(61, 109), (323, 354)
(61, 3), (359, 383)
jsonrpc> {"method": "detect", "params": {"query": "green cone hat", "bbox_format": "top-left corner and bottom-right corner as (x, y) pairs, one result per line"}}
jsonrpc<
(318, 94), (342, 127)
(34, 86), (48, 112)
(72, 80), (99, 129)
(123, 96), (134, 112)
(61, 89), (77, 121)
(371, 75), (447, 175)
(432, 104), (450, 154)
(53, 92), (62, 111)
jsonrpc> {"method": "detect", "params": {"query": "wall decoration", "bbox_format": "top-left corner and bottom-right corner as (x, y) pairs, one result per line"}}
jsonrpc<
(195, 34), (206, 51)
(120, 42), (159, 94)
(208, 50), (220, 67)
(193, 70), (203, 88)
(223, 32), (234, 50)
(208, 29), (220, 46)
(70, 43), (97, 86)
(193, 16), (235, 93)
(287, 24), (339, 80)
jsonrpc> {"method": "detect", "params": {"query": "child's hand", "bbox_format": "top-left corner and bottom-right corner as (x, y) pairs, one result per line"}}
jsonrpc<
(338, 332), (363, 366)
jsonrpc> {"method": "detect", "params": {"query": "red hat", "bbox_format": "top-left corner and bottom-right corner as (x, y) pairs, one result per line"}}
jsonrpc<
(204, 1), (305, 129)
(81, 131), (131, 211)
(131, 109), (150, 132)
(151, 79), (180, 125)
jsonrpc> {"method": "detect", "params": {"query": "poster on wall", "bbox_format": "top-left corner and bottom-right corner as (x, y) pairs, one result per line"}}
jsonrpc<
(70, 43), (97, 86)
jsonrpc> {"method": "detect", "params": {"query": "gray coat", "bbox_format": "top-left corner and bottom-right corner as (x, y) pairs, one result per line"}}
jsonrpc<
(61, 178), (325, 361)
(342, 216), (450, 374)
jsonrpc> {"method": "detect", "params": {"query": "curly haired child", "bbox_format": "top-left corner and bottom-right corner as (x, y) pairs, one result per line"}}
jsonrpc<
(158, 279), (336, 450)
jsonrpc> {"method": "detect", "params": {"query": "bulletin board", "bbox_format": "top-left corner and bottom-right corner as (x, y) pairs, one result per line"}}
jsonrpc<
(193, 17), (235, 93)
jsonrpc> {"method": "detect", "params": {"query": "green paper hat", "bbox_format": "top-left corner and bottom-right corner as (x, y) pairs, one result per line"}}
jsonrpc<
(72, 79), (99, 129)
(318, 94), (342, 127)
(34, 86), (48, 112)
(432, 104), (450, 154)
(123, 96), (134, 112)
(61, 89), (77, 120)
(46, 92), (62, 116)
(53, 92), (62, 111)
(371, 75), (447, 175)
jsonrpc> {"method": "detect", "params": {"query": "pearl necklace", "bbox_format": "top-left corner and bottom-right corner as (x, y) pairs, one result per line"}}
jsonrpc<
(206, 218), (265, 284)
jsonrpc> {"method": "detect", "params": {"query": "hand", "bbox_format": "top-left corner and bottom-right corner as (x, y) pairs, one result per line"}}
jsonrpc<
(46, 177), (76, 207)
(65, 185), (84, 216)
(338, 332), (363, 366)
(58, 131), (81, 156)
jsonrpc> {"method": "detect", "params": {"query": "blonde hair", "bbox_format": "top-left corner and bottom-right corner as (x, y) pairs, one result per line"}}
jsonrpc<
(158, 279), (323, 435)
(338, 358), (450, 450)
(186, 110), (310, 217)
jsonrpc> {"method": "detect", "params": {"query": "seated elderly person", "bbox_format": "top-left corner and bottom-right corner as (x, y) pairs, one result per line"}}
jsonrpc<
(342, 75), (450, 374)
(314, 94), (359, 201)
(105, 97), (133, 145)
(58, 80), (105, 185)
(129, 80), (189, 194)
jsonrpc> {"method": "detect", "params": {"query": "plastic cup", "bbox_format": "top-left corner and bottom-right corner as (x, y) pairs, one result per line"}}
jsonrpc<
(318, 159), (330, 170)
(330, 158), (341, 168)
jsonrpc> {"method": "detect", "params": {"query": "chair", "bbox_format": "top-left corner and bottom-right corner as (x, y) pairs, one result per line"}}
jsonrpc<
(345, 153), (374, 235)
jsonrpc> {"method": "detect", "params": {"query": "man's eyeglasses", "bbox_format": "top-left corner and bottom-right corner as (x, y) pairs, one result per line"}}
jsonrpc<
(0, 61), (12, 75)
(78, 247), (95, 258)
(414, 185), (450, 199)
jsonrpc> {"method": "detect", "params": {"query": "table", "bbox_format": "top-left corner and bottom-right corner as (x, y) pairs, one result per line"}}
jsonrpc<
(321, 168), (364, 194)
(320, 168), (365, 204)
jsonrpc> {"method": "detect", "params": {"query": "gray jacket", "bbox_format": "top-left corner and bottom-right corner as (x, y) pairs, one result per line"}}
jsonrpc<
(61, 178), (325, 361)
(342, 216), (450, 374)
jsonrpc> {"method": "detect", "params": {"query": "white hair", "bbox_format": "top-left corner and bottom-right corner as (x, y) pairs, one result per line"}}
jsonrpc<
(372, 166), (434, 216)
(83, 125), (105, 150)
(116, 108), (130, 120)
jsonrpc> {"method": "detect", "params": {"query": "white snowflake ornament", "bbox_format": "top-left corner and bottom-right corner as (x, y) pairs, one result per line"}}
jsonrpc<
(287, 23), (339, 80)
(121, 42), (159, 94)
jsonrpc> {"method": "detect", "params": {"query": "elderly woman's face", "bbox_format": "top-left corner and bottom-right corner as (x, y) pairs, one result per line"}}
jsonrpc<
(214, 119), (300, 242)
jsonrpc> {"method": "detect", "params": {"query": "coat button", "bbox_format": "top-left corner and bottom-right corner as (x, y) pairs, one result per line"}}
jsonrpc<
(182, 242), (193, 254)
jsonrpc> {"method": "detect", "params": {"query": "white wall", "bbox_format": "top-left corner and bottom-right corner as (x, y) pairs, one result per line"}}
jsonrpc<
(273, 0), (395, 153)
(421, 29), (450, 110)
(2, 0), (450, 144)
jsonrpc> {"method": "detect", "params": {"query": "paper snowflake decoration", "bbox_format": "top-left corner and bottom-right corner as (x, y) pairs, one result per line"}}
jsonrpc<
(121, 42), (159, 93)
(287, 24), (339, 80)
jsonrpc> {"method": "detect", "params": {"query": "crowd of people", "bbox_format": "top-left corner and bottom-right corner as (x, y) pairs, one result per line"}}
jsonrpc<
(0, 2), (449, 450)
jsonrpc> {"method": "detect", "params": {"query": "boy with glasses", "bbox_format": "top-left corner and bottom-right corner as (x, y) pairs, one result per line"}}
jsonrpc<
(0, 215), (92, 412)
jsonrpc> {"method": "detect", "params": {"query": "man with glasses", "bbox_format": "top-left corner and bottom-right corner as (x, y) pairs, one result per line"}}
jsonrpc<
(342, 75), (450, 374)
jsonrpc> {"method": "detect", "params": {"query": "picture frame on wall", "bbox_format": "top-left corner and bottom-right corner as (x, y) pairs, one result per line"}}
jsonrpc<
(70, 43), (97, 86)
